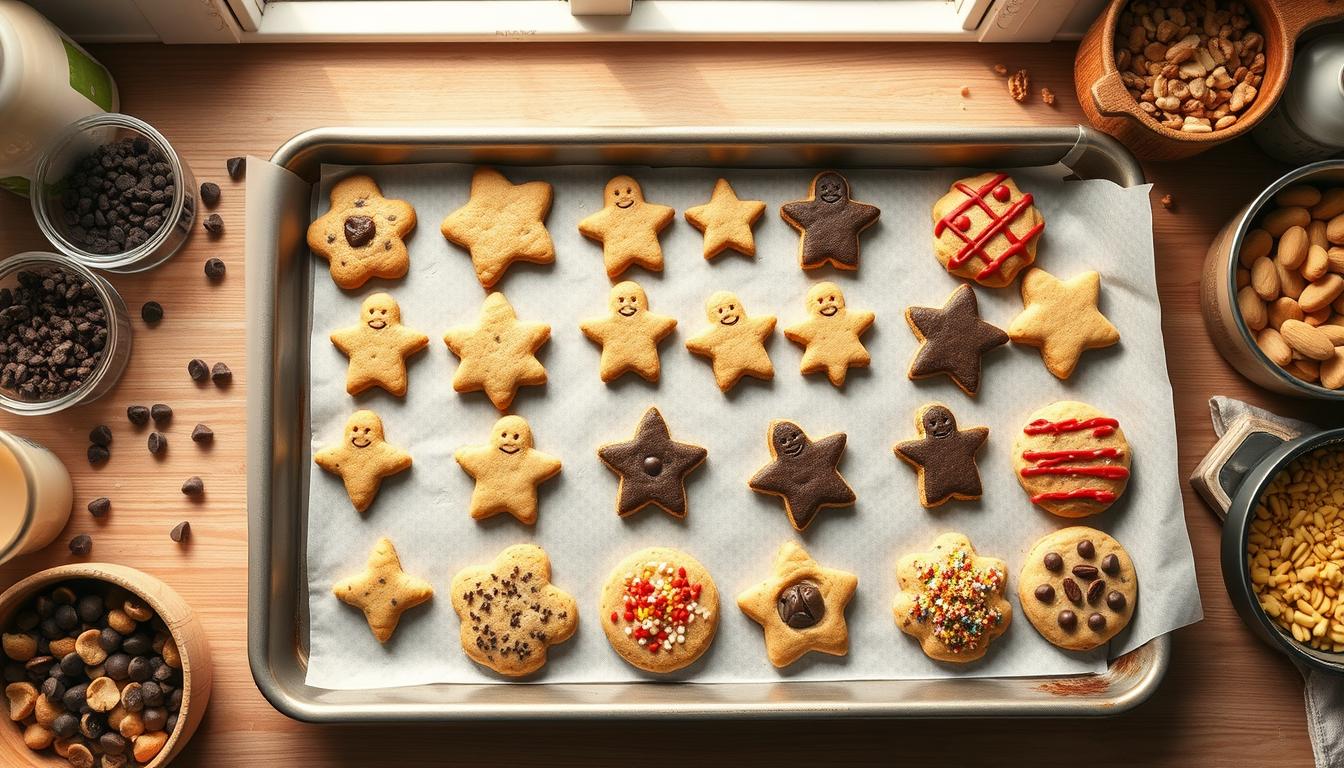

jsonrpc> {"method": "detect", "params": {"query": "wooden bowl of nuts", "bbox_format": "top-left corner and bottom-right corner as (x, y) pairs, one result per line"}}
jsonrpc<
(1075, 0), (1344, 160)
(0, 564), (211, 768)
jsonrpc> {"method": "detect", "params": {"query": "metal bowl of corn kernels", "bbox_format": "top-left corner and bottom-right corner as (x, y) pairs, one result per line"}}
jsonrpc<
(1223, 428), (1344, 673)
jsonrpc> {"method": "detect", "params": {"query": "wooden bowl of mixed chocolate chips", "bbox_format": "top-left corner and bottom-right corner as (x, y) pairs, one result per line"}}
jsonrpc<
(0, 564), (211, 768)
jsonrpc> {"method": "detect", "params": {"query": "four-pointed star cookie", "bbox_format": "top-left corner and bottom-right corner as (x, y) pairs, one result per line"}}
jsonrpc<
(333, 536), (433, 643)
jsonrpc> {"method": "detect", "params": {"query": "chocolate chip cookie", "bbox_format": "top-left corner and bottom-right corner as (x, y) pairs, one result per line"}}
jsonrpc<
(1018, 527), (1137, 652)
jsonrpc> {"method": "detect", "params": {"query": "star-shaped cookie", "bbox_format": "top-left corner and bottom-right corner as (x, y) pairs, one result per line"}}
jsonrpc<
(779, 171), (880, 271)
(906, 284), (1008, 396)
(307, 175), (417, 290)
(684, 291), (776, 391)
(314, 410), (412, 513)
(783, 281), (874, 387)
(451, 544), (578, 677)
(894, 532), (1011, 663)
(333, 537), (433, 643)
(737, 542), (858, 668)
(597, 407), (707, 519)
(330, 293), (429, 396)
(455, 415), (562, 525)
(893, 403), (989, 508)
(1007, 269), (1120, 380)
(443, 292), (550, 411)
(441, 167), (555, 288)
(683, 178), (767, 259)
(577, 175), (675, 279)
(749, 420), (855, 531)
(579, 281), (678, 382)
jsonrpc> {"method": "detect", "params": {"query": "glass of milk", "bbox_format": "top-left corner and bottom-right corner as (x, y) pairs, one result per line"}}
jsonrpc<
(0, 430), (73, 564)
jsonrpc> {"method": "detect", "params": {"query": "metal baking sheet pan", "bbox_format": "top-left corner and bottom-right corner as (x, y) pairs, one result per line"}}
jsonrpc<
(246, 125), (1169, 720)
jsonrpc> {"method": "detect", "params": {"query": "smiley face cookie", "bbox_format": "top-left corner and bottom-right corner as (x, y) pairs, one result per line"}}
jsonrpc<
(454, 415), (562, 525)
(1012, 401), (1131, 518)
(329, 293), (429, 396)
(441, 167), (555, 289)
(451, 544), (578, 677)
(748, 421), (855, 532)
(600, 547), (718, 673)
(684, 291), (776, 391)
(683, 178), (766, 259)
(893, 404), (989, 509)
(736, 542), (858, 668)
(597, 407), (707, 519)
(579, 281), (678, 383)
(577, 175), (675, 280)
(783, 282), (874, 387)
(1018, 527), (1137, 651)
(313, 410), (413, 513)
(443, 292), (550, 411)
(307, 175), (417, 290)
(1007, 269), (1120, 380)
(932, 172), (1043, 288)
(333, 537), (433, 643)
(780, 171), (881, 271)
(893, 532), (1011, 663)
(905, 284), (1009, 396)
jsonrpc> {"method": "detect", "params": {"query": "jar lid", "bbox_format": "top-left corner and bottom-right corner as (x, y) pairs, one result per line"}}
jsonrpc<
(1282, 34), (1344, 147)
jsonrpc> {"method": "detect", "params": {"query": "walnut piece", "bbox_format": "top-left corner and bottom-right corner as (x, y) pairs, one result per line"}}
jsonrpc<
(1008, 69), (1030, 102)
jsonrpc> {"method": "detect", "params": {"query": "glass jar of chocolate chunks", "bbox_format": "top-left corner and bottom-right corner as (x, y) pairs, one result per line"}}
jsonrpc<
(30, 113), (196, 273)
(0, 253), (132, 415)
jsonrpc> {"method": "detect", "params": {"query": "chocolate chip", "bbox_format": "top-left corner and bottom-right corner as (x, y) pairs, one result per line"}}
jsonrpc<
(1071, 564), (1100, 581)
(147, 432), (167, 456)
(199, 182), (220, 208)
(126, 405), (150, 426)
(51, 711), (78, 739)
(181, 476), (203, 496)
(1043, 552), (1063, 571)
(211, 361), (232, 384)
(1057, 610), (1077, 630)
(54, 605), (77, 631)
(1063, 577), (1082, 604)
(1106, 591), (1127, 611)
(87, 497), (110, 518)
(169, 521), (190, 543)
(140, 301), (163, 324)
(226, 156), (245, 180)
(204, 257), (226, 280)
(100, 732), (127, 756)
(150, 403), (172, 425)
(86, 445), (109, 465)
(1034, 584), (1055, 603)
(188, 357), (209, 381)
(203, 213), (224, 235)
(1077, 539), (1096, 559)
(68, 535), (92, 556)
(56, 137), (174, 257)
(142, 704), (167, 731)
(88, 425), (112, 447)
(1087, 579), (1105, 604)
(76, 595), (102, 624)
(191, 423), (213, 444)
(104, 653), (129, 681)
(1101, 553), (1120, 575)
(776, 580), (825, 629)
(0, 268), (108, 402)
(41, 676), (65, 701)
(1087, 612), (1107, 631)
(642, 456), (663, 476)
(126, 656), (151, 683)
(99, 629), (121, 653)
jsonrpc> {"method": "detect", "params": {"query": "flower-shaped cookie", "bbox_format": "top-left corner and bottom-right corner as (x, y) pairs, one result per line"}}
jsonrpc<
(307, 175), (417, 290)
(893, 532), (1011, 663)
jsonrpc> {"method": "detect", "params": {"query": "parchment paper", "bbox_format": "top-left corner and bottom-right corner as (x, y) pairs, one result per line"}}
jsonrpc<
(300, 162), (1201, 689)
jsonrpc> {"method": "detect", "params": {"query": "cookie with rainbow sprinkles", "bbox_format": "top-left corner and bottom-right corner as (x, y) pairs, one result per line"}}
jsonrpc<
(599, 547), (719, 673)
(893, 532), (1012, 663)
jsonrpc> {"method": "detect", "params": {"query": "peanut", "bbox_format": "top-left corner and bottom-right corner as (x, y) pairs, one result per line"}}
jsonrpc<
(85, 676), (119, 713)
(1264, 206), (1311, 237)
(2, 633), (36, 662)
(1238, 285), (1268, 330)
(22, 722), (53, 750)
(5, 682), (36, 721)
(1301, 274), (1344, 314)
(1251, 255), (1280, 300)
(1278, 225), (1310, 269)
(1256, 327), (1292, 366)
(134, 731), (169, 763)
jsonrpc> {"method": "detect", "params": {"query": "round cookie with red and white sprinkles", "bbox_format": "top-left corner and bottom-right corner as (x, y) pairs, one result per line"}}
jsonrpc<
(599, 547), (719, 673)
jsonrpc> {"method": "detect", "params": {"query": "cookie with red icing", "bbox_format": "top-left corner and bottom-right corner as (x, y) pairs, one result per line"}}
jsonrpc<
(1011, 401), (1132, 518)
(931, 172), (1043, 288)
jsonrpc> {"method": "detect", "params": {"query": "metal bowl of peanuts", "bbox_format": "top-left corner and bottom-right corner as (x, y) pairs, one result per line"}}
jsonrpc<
(1224, 431), (1344, 673)
(1201, 160), (1344, 399)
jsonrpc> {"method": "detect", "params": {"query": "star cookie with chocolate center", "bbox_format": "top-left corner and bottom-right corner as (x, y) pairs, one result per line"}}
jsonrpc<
(578, 175), (675, 280)
(779, 171), (880, 271)
(333, 537), (433, 643)
(932, 172), (1043, 288)
(597, 407), (707, 519)
(893, 532), (1012, 663)
(329, 292), (429, 396)
(314, 410), (413, 513)
(307, 174), (416, 290)
(454, 415), (562, 525)
(893, 403), (989, 509)
(443, 292), (550, 411)
(905, 283), (1008, 396)
(783, 281), (874, 387)
(579, 280), (678, 383)
(451, 544), (578, 677)
(684, 291), (776, 392)
(748, 420), (855, 532)
(737, 542), (858, 668)
(1007, 269), (1120, 380)
(683, 178), (767, 259)
(441, 167), (555, 288)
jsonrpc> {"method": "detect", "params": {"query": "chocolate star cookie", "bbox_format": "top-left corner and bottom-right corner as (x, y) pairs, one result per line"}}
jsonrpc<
(597, 407), (708, 519)
(307, 175), (416, 290)
(748, 420), (855, 531)
(905, 284), (1008, 396)
(893, 403), (989, 509)
(333, 537), (433, 643)
(736, 542), (858, 668)
(779, 171), (880, 271)
(1018, 527), (1137, 651)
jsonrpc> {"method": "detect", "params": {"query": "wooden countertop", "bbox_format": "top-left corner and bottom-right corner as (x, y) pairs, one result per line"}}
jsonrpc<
(0, 40), (1336, 767)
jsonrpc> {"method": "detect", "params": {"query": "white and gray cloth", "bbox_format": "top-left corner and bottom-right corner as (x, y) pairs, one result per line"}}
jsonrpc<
(1207, 396), (1342, 768)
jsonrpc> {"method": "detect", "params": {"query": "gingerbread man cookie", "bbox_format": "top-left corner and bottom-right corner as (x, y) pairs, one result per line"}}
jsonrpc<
(451, 544), (578, 677)
(600, 547), (719, 673)
(307, 175), (417, 290)
(333, 537), (433, 643)
(893, 403), (989, 509)
(893, 532), (1012, 663)
(597, 407), (707, 519)
(441, 167), (555, 289)
(577, 175), (675, 280)
(683, 178), (766, 259)
(579, 281), (678, 383)
(783, 282), (874, 387)
(1018, 527), (1137, 651)
(1007, 269), (1120, 380)
(443, 292), (550, 411)
(905, 284), (1008, 396)
(748, 420), (855, 532)
(736, 542), (858, 668)
(314, 410), (412, 513)
(684, 291), (776, 391)
(1012, 400), (1131, 518)
(454, 415), (562, 525)
(932, 172), (1043, 288)
(779, 171), (880, 271)
(329, 293), (429, 396)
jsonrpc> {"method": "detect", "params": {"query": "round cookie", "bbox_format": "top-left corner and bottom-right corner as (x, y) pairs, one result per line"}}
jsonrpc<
(600, 547), (719, 673)
(1018, 527), (1137, 651)
(932, 172), (1043, 288)
(1012, 401), (1132, 518)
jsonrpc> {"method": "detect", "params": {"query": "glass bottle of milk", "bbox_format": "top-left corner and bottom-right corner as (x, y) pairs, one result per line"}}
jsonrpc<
(0, 430), (73, 564)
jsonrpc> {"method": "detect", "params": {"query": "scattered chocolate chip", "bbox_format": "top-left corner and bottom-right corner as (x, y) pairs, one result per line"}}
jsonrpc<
(1071, 564), (1100, 581)
(1077, 539), (1095, 559)
(211, 361), (232, 384)
(199, 182), (220, 208)
(1062, 577), (1082, 604)
(1101, 553), (1120, 575)
(0, 268), (108, 402)
(226, 156), (245, 180)
(88, 424), (112, 447)
(68, 535), (92, 556)
(126, 405), (150, 426)
(1087, 579), (1105, 604)
(169, 521), (190, 543)
(202, 213), (224, 235)
(1043, 552), (1063, 571)
(147, 432), (167, 456)
(86, 444), (109, 465)
(181, 476), (203, 496)
(191, 423), (213, 444)
(150, 403), (172, 425)
(1057, 610), (1077, 630)
(1106, 591), (1127, 611)
(87, 497), (111, 518)
(204, 257), (226, 280)
(187, 358), (209, 381)
(140, 301), (163, 324)
(1034, 584), (1055, 603)
(1087, 612), (1107, 631)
